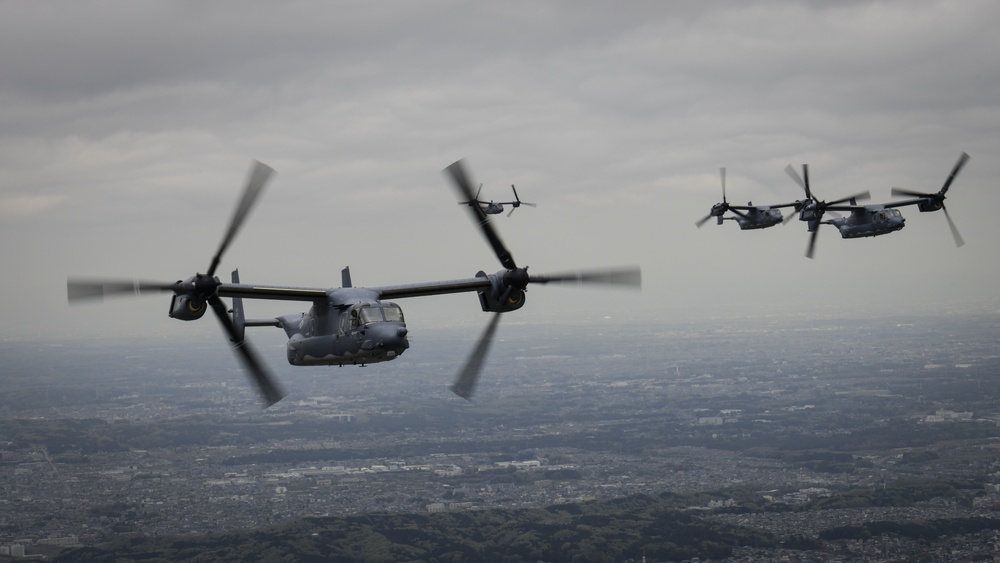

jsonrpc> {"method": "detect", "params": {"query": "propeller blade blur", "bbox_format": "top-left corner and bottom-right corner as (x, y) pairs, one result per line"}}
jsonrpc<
(785, 164), (806, 193)
(891, 187), (928, 198)
(806, 228), (819, 259)
(67, 279), (177, 302)
(828, 191), (871, 206)
(444, 160), (517, 270)
(208, 161), (274, 277)
(529, 266), (641, 288)
(451, 311), (502, 400)
(943, 206), (965, 247)
(940, 152), (970, 195)
(208, 295), (285, 407)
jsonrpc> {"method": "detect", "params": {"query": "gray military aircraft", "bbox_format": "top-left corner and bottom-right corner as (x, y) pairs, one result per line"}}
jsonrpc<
(67, 160), (640, 407)
(783, 161), (965, 259)
(695, 167), (800, 229)
(459, 183), (536, 217)
(889, 152), (969, 248)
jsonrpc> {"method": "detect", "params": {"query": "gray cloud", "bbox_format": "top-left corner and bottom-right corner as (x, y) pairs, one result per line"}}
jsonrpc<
(1, 0), (998, 341)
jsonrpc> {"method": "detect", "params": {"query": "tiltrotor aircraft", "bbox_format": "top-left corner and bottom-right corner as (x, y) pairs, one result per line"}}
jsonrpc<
(695, 167), (801, 230)
(783, 153), (968, 258)
(67, 160), (640, 407)
(783, 163), (920, 258)
(459, 183), (536, 217)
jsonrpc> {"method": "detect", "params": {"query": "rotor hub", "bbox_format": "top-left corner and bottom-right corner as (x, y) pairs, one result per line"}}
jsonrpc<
(504, 267), (530, 290)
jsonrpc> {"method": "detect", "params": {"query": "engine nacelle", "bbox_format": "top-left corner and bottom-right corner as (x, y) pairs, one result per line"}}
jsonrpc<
(917, 199), (944, 213)
(169, 293), (208, 321)
(476, 270), (526, 313)
(799, 203), (820, 223)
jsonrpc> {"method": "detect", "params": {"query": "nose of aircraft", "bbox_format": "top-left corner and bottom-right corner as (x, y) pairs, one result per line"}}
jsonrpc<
(362, 323), (410, 352)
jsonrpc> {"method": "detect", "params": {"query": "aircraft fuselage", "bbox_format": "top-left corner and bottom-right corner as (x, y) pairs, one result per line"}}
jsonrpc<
(730, 207), (784, 230)
(274, 289), (409, 366)
(828, 207), (905, 239)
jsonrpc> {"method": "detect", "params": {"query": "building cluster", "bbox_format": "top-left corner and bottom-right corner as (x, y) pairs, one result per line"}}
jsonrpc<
(3, 312), (1000, 558)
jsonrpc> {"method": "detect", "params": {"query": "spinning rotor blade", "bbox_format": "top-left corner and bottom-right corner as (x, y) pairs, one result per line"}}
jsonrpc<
(940, 152), (970, 195)
(450, 309), (503, 400)
(445, 160), (517, 269)
(507, 194), (537, 217)
(806, 227), (820, 259)
(207, 295), (285, 407)
(892, 152), (970, 199)
(785, 164), (810, 198)
(68, 278), (180, 302)
(891, 187), (926, 198)
(943, 205), (965, 247)
(696, 167), (729, 228)
(892, 152), (969, 247)
(510, 185), (536, 208)
(67, 161), (286, 408)
(528, 266), (641, 288)
(782, 205), (804, 225)
(208, 160), (275, 277)
(444, 161), (639, 400)
(826, 191), (871, 206)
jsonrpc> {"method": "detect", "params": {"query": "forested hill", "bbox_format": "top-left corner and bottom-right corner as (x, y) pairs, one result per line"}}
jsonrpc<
(52, 479), (998, 562)
(54, 492), (775, 562)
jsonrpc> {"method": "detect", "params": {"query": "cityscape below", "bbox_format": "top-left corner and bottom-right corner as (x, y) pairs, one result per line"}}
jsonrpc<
(3, 307), (1000, 561)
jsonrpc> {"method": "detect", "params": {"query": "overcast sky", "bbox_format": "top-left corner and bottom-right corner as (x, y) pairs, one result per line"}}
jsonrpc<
(2, 0), (998, 345)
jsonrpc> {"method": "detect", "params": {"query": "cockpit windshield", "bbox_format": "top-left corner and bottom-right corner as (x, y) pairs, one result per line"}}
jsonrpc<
(355, 304), (405, 326)
(382, 306), (404, 322)
(358, 306), (383, 324)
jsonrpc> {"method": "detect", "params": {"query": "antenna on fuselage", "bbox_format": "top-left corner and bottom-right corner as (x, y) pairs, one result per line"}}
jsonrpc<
(342, 267), (352, 288)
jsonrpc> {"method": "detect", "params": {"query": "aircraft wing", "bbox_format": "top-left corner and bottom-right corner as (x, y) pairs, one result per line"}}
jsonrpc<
(823, 204), (870, 212)
(218, 283), (329, 302)
(826, 198), (926, 212)
(375, 268), (641, 299)
(177, 269), (633, 303)
(727, 201), (801, 211)
(375, 277), (493, 300)
(213, 276), (493, 302)
(766, 201), (805, 209)
(78, 275), (492, 304)
(882, 198), (928, 209)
